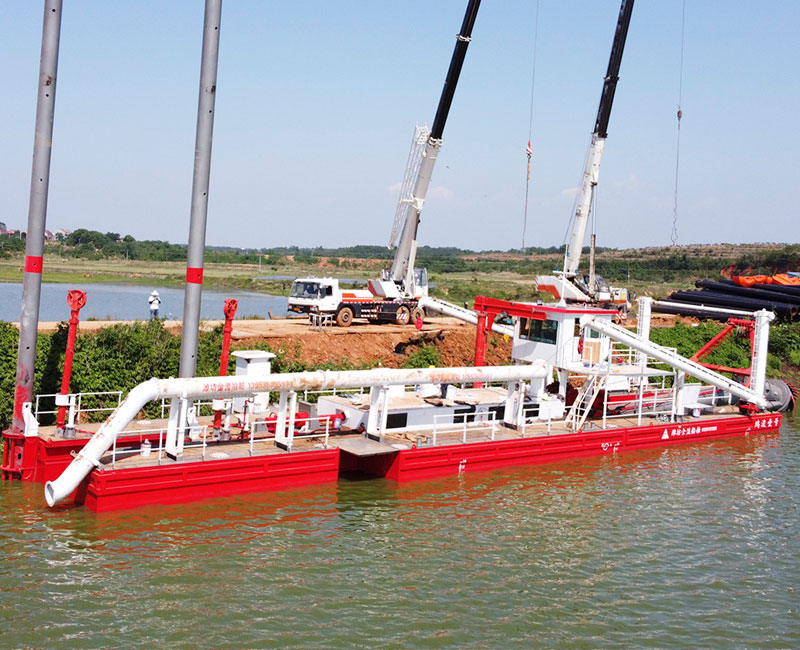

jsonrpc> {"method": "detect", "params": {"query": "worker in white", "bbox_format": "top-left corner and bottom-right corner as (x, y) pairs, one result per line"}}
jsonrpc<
(148, 290), (161, 319)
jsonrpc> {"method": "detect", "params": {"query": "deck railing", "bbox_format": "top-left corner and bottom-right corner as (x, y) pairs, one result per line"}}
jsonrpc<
(430, 410), (499, 446)
(35, 391), (123, 423)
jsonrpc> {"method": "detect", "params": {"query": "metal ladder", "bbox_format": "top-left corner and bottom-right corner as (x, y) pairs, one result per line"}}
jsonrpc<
(566, 372), (607, 432)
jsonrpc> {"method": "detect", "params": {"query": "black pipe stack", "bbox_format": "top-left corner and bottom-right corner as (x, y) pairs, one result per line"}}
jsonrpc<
(653, 278), (800, 321)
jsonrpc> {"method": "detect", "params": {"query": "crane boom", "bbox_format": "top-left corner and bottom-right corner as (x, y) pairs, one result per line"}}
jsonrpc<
(381, 0), (481, 298)
(563, 0), (634, 278)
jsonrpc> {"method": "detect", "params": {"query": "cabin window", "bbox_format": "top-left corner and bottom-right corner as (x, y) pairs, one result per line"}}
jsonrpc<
(574, 321), (602, 339)
(386, 412), (408, 429)
(520, 318), (558, 345)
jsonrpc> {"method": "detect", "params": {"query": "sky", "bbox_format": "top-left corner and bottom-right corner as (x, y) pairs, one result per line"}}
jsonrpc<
(1, 1), (798, 253)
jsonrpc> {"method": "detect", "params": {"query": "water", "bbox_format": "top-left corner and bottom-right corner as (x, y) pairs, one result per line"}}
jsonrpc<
(0, 282), (288, 322)
(2, 419), (799, 649)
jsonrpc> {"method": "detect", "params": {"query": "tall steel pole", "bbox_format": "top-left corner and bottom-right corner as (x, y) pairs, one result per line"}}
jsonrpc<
(12, 1), (64, 433)
(179, 0), (223, 378)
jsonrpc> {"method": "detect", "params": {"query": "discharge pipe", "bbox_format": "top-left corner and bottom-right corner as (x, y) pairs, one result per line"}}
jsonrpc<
(45, 362), (547, 507)
(55, 290), (86, 435)
(418, 297), (513, 336)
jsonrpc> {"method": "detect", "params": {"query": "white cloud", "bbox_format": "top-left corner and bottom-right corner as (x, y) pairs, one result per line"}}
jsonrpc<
(428, 185), (455, 201)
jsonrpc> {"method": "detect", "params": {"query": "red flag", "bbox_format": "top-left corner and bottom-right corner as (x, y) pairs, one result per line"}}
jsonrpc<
(526, 140), (533, 156)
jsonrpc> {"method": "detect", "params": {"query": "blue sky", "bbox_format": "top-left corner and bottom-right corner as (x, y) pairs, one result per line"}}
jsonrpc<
(1, 1), (798, 252)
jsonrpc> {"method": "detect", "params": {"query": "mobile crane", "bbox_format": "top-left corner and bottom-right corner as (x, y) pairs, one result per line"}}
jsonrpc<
(289, 0), (483, 327)
(535, 0), (634, 312)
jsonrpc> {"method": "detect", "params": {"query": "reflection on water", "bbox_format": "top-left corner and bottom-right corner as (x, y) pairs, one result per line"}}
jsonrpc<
(1, 421), (798, 649)
(0, 282), (288, 322)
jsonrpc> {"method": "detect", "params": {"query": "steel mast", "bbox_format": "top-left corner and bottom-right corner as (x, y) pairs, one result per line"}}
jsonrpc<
(178, 0), (223, 378)
(385, 0), (481, 297)
(563, 0), (634, 280)
(12, 1), (64, 433)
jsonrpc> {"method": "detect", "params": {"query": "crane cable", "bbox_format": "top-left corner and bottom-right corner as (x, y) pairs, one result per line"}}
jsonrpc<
(671, 0), (686, 247)
(521, 0), (540, 251)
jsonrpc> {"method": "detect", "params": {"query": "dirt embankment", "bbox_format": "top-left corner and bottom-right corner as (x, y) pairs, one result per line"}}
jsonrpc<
(223, 317), (512, 368)
(32, 313), (694, 369)
(30, 316), (511, 368)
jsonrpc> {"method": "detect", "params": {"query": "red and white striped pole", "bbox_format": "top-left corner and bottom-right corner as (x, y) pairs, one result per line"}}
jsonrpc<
(11, 1), (64, 434)
(178, 0), (223, 379)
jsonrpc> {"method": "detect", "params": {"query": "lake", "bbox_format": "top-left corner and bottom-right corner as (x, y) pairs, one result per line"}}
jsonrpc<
(0, 282), (288, 322)
(1, 416), (798, 649)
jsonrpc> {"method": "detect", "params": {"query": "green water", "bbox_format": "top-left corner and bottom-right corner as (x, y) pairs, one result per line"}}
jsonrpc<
(2, 418), (799, 649)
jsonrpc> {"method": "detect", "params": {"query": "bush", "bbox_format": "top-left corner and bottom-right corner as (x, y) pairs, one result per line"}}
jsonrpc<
(403, 345), (441, 369)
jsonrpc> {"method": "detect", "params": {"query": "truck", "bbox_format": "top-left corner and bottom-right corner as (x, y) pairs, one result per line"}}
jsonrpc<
(535, 0), (634, 312)
(288, 275), (424, 326)
(287, 0), (481, 327)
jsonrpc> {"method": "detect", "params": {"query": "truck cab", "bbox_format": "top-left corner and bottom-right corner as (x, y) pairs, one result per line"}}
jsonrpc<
(288, 277), (373, 315)
(288, 278), (338, 314)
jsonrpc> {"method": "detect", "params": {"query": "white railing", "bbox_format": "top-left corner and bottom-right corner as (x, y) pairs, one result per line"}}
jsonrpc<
(35, 391), (123, 422)
(301, 386), (367, 402)
(243, 412), (336, 453)
(106, 413), (340, 469)
(430, 410), (499, 446)
(518, 405), (555, 437)
(109, 424), (226, 469)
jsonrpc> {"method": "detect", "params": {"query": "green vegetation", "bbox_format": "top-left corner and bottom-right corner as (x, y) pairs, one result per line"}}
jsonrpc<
(402, 345), (442, 369)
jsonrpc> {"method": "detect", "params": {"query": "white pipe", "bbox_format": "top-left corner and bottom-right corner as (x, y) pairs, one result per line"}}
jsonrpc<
(580, 315), (768, 409)
(418, 296), (514, 336)
(750, 309), (774, 397)
(45, 362), (547, 507)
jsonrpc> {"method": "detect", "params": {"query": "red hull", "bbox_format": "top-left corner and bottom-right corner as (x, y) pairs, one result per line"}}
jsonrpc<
(80, 448), (340, 512)
(353, 413), (783, 483)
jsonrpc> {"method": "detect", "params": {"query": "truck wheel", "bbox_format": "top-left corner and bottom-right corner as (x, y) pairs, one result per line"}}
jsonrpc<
(335, 307), (354, 327)
(410, 307), (424, 324)
(395, 305), (411, 326)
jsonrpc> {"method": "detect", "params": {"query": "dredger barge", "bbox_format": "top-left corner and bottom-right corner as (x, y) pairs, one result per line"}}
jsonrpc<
(4, 1), (794, 513)
(7, 297), (789, 512)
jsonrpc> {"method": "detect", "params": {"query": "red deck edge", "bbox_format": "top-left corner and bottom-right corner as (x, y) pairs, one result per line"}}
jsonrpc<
(80, 448), (340, 512)
(353, 413), (782, 483)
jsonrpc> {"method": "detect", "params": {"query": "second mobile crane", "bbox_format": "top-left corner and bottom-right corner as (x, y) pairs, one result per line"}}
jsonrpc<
(289, 0), (489, 328)
(535, 0), (634, 312)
